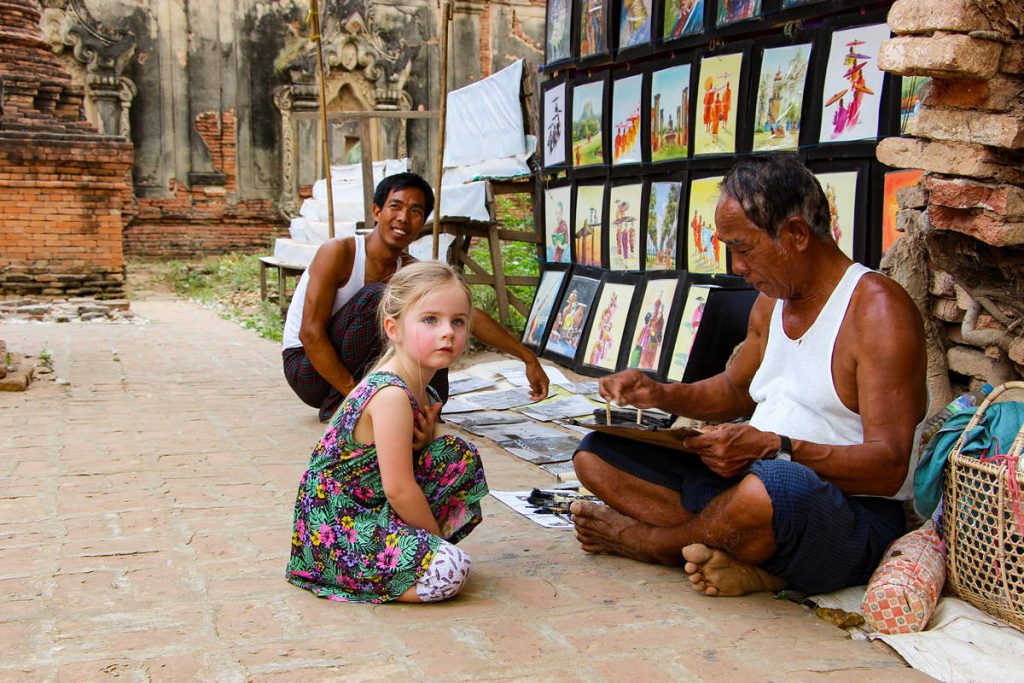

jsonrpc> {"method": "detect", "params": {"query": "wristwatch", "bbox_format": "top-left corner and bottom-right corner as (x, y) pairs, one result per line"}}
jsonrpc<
(770, 434), (793, 461)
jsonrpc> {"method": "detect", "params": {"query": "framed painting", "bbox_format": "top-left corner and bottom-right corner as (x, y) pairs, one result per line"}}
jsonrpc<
(661, 0), (705, 43)
(900, 75), (927, 135)
(716, 0), (761, 27)
(817, 22), (890, 144)
(578, 273), (642, 376)
(810, 160), (868, 261)
(693, 51), (745, 157)
(542, 267), (603, 367)
(573, 182), (606, 267)
(648, 60), (692, 164)
(611, 72), (644, 167)
(665, 282), (710, 382)
(541, 78), (569, 169)
(645, 178), (683, 270)
(618, 0), (655, 53)
(608, 182), (644, 270)
(686, 174), (729, 274)
(522, 264), (571, 351)
(542, 182), (573, 263)
(576, 0), (611, 62)
(751, 41), (812, 152)
(570, 75), (608, 169)
(781, 0), (823, 7)
(624, 272), (684, 377)
(667, 285), (758, 382)
(882, 168), (924, 256)
(545, 0), (574, 66)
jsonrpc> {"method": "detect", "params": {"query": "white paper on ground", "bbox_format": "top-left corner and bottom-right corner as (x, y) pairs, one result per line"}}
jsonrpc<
(489, 490), (574, 529)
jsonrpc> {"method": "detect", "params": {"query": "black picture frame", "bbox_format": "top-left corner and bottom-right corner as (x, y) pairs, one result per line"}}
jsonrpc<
(545, 0), (576, 69)
(643, 172), (686, 271)
(540, 75), (571, 171)
(575, 0), (614, 65)
(569, 71), (611, 176)
(572, 180), (608, 268)
(682, 170), (732, 275)
(668, 285), (758, 383)
(576, 270), (644, 377)
(522, 262), (573, 351)
(690, 44), (752, 163)
(616, 0), (658, 59)
(746, 28), (819, 154)
(541, 178), (574, 264)
(606, 179), (646, 271)
(712, 0), (766, 32)
(869, 160), (925, 269)
(623, 270), (688, 379)
(541, 265), (604, 368)
(646, 54), (696, 171)
(657, 0), (708, 50)
(806, 157), (870, 264)
(609, 65), (647, 174)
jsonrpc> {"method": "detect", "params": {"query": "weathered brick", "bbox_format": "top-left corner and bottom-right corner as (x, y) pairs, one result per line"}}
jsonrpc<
(932, 296), (965, 322)
(925, 177), (1024, 218)
(876, 137), (1024, 183)
(948, 344), (1000, 380)
(922, 74), (1024, 112)
(887, 0), (992, 34)
(1002, 43), (1024, 74)
(929, 205), (1024, 246)
(911, 108), (1024, 148)
(879, 34), (1004, 79)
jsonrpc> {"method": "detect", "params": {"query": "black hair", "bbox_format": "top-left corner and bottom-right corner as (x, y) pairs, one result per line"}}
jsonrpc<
(373, 172), (435, 218)
(719, 153), (832, 242)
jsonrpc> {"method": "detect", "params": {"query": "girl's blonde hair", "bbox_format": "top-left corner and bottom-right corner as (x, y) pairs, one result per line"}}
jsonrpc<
(374, 261), (473, 368)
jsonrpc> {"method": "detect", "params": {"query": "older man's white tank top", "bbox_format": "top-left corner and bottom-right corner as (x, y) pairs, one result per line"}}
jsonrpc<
(282, 235), (387, 350)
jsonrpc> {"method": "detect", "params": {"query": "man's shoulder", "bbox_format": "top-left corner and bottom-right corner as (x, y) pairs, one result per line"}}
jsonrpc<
(848, 270), (923, 337)
(308, 237), (358, 287)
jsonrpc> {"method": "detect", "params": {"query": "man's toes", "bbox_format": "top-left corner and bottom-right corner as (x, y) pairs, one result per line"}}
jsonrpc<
(682, 543), (714, 565)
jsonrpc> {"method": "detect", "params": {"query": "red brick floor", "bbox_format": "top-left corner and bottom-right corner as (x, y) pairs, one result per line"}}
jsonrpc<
(0, 300), (931, 681)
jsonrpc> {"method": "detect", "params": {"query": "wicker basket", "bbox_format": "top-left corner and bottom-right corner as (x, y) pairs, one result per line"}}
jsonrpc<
(942, 381), (1024, 632)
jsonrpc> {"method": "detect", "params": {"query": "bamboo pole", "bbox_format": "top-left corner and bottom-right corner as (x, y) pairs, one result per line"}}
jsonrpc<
(432, 0), (453, 260)
(310, 0), (335, 239)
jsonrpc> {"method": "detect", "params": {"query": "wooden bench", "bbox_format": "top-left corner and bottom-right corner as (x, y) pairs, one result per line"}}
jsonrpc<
(258, 256), (307, 316)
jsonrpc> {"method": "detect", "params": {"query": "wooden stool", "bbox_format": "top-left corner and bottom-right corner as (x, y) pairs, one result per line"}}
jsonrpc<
(258, 256), (306, 316)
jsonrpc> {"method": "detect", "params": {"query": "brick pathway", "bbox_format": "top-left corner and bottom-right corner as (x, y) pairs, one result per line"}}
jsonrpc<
(0, 300), (931, 682)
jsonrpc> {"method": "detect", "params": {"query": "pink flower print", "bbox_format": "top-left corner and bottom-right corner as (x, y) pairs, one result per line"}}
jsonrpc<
(321, 429), (338, 450)
(353, 486), (375, 501)
(439, 460), (466, 486)
(338, 575), (359, 590)
(375, 545), (400, 570)
(295, 519), (308, 543)
(292, 570), (314, 580)
(339, 516), (358, 544)
(318, 524), (335, 548)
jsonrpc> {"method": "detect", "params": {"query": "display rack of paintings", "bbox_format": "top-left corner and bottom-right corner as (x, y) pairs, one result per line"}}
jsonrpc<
(666, 284), (757, 382)
(522, 263), (571, 351)
(648, 59), (693, 165)
(644, 178), (683, 271)
(618, 0), (656, 56)
(686, 174), (729, 274)
(541, 78), (568, 170)
(624, 271), (685, 377)
(716, 0), (762, 28)
(816, 21), (890, 144)
(576, 0), (612, 62)
(610, 71), (645, 168)
(693, 49), (747, 157)
(578, 272), (642, 376)
(542, 267), (603, 366)
(809, 159), (868, 262)
(661, 0), (706, 43)
(570, 74), (608, 170)
(546, 0), (574, 66)
(750, 38), (813, 152)
(880, 167), (924, 258)
(543, 182), (573, 263)
(607, 182), (644, 270)
(573, 182), (606, 267)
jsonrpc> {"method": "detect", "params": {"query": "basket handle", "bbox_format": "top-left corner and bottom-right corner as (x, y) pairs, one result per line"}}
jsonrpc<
(949, 381), (1024, 459)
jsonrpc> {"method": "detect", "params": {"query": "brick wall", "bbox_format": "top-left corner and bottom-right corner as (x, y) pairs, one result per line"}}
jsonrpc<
(877, 0), (1024, 405)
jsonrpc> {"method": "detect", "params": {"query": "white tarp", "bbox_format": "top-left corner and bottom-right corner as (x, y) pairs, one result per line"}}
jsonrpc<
(442, 60), (526, 167)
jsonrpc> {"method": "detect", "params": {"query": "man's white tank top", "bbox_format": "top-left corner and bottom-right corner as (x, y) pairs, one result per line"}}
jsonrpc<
(282, 235), (394, 350)
(747, 262), (914, 500)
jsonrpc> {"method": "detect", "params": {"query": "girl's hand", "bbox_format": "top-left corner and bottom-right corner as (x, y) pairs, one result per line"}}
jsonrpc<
(412, 402), (442, 452)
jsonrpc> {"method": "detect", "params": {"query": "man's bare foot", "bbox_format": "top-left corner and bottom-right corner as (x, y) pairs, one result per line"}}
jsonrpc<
(681, 543), (784, 597)
(569, 501), (674, 565)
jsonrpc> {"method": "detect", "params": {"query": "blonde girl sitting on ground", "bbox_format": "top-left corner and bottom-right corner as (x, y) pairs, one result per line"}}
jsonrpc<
(287, 262), (488, 603)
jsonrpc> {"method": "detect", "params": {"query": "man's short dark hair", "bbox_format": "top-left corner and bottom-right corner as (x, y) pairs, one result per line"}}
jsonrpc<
(720, 153), (832, 242)
(373, 172), (435, 218)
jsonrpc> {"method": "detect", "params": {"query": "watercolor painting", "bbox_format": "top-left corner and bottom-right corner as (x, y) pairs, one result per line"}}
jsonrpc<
(782, 0), (821, 7)
(578, 0), (608, 58)
(662, 0), (704, 40)
(543, 82), (567, 166)
(901, 75), (927, 135)
(752, 43), (811, 152)
(544, 185), (572, 263)
(627, 278), (679, 372)
(819, 23), (889, 143)
(687, 176), (727, 274)
(646, 181), (682, 270)
(609, 184), (643, 270)
(694, 52), (743, 156)
(666, 284), (712, 381)
(612, 74), (643, 165)
(545, 274), (601, 361)
(717, 0), (761, 26)
(815, 171), (858, 258)
(619, 0), (654, 49)
(882, 169), (924, 255)
(572, 80), (605, 167)
(523, 268), (568, 347)
(574, 183), (605, 266)
(649, 64), (691, 162)
(546, 0), (572, 64)
(583, 282), (636, 371)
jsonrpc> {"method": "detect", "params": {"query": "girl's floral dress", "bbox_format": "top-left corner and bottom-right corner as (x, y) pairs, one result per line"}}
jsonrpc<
(286, 371), (488, 602)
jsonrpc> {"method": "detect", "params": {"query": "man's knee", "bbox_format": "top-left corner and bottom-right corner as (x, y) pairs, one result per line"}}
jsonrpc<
(572, 449), (605, 488)
(732, 473), (775, 527)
